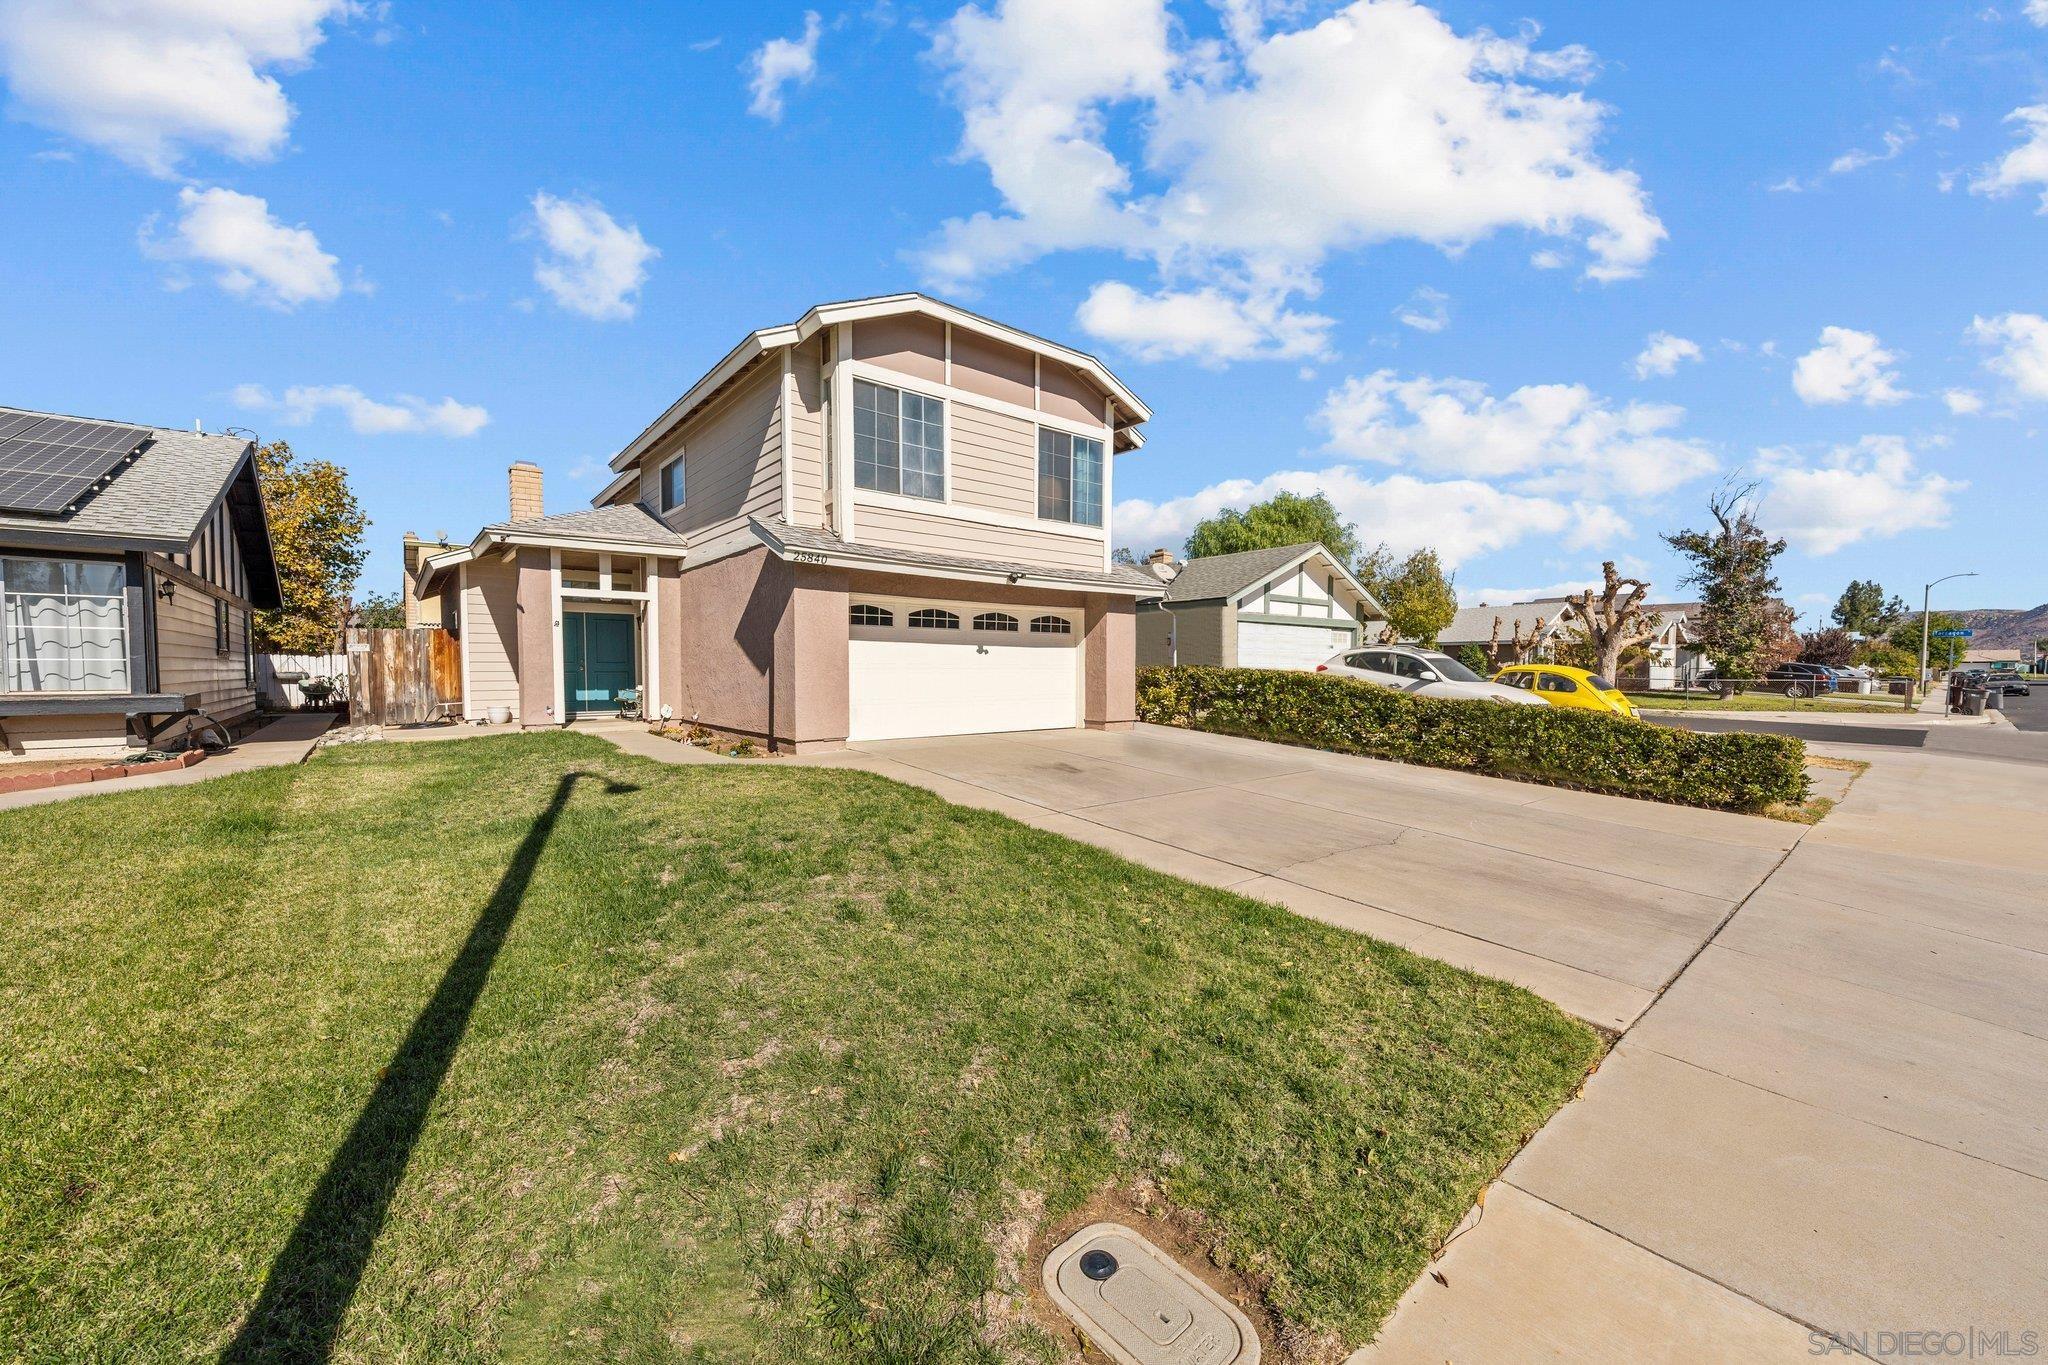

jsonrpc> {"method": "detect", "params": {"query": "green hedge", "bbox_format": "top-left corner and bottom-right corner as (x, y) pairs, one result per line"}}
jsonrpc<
(1137, 666), (1809, 812)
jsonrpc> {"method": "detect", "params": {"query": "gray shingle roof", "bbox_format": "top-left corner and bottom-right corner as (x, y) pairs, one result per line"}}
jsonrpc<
(1438, 601), (1575, 646)
(487, 503), (687, 546)
(755, 517), (1163, 592)
(1159, 543), (1325, 603)
(0, 406), (255, 551)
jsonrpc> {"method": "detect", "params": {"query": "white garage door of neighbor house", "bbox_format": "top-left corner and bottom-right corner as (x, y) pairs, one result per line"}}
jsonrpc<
(848, 598), (1081, 741)
(1238, 621), (1354, 670)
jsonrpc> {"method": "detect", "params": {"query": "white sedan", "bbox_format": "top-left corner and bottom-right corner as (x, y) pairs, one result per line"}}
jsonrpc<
(1315, 644), (1548, 706)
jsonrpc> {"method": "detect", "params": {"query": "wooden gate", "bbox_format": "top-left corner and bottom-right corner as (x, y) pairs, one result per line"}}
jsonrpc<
(345, 628), (461, 725)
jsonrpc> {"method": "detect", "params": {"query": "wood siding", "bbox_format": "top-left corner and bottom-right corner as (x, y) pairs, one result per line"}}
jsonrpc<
(153, 576), (256, 722)
(947, 402), (1038, 518)
(638, 358), (782, 543)
(788, 340), (827, 525)
(1135, 600), (1233, 668)
(853, 501), (1106, 573)
(462, 555), (520, 720)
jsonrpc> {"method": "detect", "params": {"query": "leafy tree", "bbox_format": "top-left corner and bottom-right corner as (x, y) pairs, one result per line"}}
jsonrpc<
(1559, 561), (1663, 682)
(1854, 640), (1918, 678)
(1830, 579), (1889, 636)
(1798, 627), (1857, 668)
(1450, 643), (1491, 675)
(1888, 610), (1968, 670)
(1662, 484), (1795, 684)
(354, 591), (406, 630)
(254, 440), (369, 655)
(1361, 546), (1459, 645)
(1183, 491), (1361, 567)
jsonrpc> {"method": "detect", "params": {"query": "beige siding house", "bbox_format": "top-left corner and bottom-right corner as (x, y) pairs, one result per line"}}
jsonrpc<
(420, 294), (1161, 749)
(0, 405), (281, 760)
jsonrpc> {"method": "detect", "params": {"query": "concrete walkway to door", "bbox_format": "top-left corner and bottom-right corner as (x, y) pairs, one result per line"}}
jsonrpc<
(806, 723), (1800, 1030)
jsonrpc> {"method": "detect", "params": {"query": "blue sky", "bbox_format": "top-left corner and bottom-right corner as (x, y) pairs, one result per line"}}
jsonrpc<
(4, 1), (2046, 623)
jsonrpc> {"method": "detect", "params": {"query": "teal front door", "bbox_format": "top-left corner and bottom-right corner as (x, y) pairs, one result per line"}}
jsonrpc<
(564, 611), (637, 715)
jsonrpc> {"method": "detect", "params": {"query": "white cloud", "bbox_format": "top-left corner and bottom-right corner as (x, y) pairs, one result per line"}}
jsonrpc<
(1075, 280), (1331, 361)
(746, 10), (821, 122)
(1458, 576), (1599, 605)
(1943, 387), (1985, 415)
(1114, 464), (1615, 565)
(234, 382), (490, 437)
(1970, 105), (2048, 210)
(140, 186), (341, 308)
(924, 0), (1662, 362)
(1632, 330), (1701, 379)
(1529, 248), (1568, 269)
(0, 0), (358, 176)
(1968, 311), (2048, 399)
(2029, 0), (2048, 24)
(527, 192), (658, 321)
(1394, 286), (1449, 333)
(1316, 369), (1718, 498)
(1827, 128), (1912, 177)
(1759, 436), (1962, 554)
(1791, 326), (1908, 406)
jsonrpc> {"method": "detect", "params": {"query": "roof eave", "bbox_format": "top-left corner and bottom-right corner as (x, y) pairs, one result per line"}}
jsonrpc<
(750, 519), (1162, 599)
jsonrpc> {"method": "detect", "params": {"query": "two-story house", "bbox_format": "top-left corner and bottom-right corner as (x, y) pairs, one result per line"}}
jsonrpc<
(417, 295), (1161, 751)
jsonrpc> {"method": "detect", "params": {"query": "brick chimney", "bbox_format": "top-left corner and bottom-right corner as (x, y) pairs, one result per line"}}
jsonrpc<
(508, 461), (543, 522)
(1144, 548), (1181, 583)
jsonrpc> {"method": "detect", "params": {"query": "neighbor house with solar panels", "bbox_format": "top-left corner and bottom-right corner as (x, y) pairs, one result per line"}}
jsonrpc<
(414, 294), (1160, 748)
(0, 405), (281, 760)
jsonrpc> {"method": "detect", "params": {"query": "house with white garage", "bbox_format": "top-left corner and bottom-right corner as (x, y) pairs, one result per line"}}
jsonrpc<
(1133, 543), (1386, 670)
(417, 294), (1162, 749)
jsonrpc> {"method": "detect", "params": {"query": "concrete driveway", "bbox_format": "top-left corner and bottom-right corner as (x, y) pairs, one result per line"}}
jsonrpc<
(803, 724), (2048, 1359)
(813, 724), (1799, 1030)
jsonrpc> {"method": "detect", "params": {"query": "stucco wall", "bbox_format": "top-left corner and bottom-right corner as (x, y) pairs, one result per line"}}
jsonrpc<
(675, 545), (790, 742)
(1084, 595), (1136, 728)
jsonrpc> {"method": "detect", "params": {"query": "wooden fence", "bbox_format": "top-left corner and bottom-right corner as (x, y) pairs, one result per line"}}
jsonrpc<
(345, 627), (461, 726)
(257, 652), (349, 709)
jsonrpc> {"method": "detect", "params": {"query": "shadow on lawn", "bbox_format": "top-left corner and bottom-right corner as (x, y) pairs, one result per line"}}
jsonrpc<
(223, 769), (637, 1363)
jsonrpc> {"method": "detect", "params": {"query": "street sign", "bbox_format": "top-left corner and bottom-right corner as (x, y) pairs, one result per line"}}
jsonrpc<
(1931, 629), (1973, 638)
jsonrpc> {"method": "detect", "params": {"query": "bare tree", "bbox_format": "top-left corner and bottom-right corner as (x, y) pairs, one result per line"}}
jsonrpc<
(1487, 613), (1548, 664)
(1560, 561), (1663, 682)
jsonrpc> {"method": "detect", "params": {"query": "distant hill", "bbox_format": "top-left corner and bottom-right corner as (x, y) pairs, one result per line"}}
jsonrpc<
(1949, 605), (2048, 651)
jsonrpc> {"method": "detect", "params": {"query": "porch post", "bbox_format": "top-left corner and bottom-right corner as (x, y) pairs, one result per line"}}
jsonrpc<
(643, 554), (660, 721)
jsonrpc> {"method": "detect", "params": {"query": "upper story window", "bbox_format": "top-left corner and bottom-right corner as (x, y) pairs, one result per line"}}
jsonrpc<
(1037, 429), (1104, 527)
(855, 379), (945, 500)
(1, 557), (129, 694)
(659, 455), (685, 512)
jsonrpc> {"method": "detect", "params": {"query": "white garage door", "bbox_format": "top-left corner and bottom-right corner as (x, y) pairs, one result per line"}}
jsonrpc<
(848, 598), (1081, 741)
(1238, 620), (1355, 670)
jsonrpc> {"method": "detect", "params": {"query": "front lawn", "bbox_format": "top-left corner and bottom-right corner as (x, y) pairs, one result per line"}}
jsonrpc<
(0, 733), (1599, 1362)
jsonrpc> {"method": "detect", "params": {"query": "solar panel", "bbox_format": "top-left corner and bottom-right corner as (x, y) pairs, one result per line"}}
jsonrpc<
(0, 415), (153, 515)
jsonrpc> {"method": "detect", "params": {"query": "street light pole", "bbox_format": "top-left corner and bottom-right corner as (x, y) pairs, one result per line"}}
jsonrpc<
(1918, 571), (1978, 698)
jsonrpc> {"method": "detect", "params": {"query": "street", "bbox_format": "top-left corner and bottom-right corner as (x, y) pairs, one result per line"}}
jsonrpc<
(1998, 684), (2048, 732)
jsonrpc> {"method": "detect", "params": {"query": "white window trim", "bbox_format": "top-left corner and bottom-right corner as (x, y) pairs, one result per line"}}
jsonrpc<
(0, 555), (133, 695)
(657, 450), (686, 513)
(851, 372), (950, 505)
(841, 359), (1108, 441)
(1034, 425), (1108, 530)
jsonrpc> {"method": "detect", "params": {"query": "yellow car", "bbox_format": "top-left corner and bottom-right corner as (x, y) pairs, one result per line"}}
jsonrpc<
(1492, 664), (1639, 718)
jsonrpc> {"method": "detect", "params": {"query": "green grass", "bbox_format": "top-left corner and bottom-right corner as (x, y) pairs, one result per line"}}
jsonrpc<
(1625, 690), (1903, 714)
(0, 733), (1600, 1362)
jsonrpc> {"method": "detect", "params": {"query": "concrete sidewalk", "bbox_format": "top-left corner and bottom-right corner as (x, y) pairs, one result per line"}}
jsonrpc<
(1356, 742), (2048, 1361)
(0, 712), (333, 811)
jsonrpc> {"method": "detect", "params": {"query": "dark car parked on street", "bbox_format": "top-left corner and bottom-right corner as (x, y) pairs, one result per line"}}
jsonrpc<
(1766, 662), (1839, 699)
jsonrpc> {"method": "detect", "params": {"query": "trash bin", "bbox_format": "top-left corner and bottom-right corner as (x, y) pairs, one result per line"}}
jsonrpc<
(1958, 687), (1988, 717)
(1984, 687), (2004, 712)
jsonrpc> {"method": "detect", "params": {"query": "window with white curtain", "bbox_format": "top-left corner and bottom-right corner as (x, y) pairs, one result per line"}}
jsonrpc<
(2, 558), (129, 693)
(1037, 428), (1104, 526)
